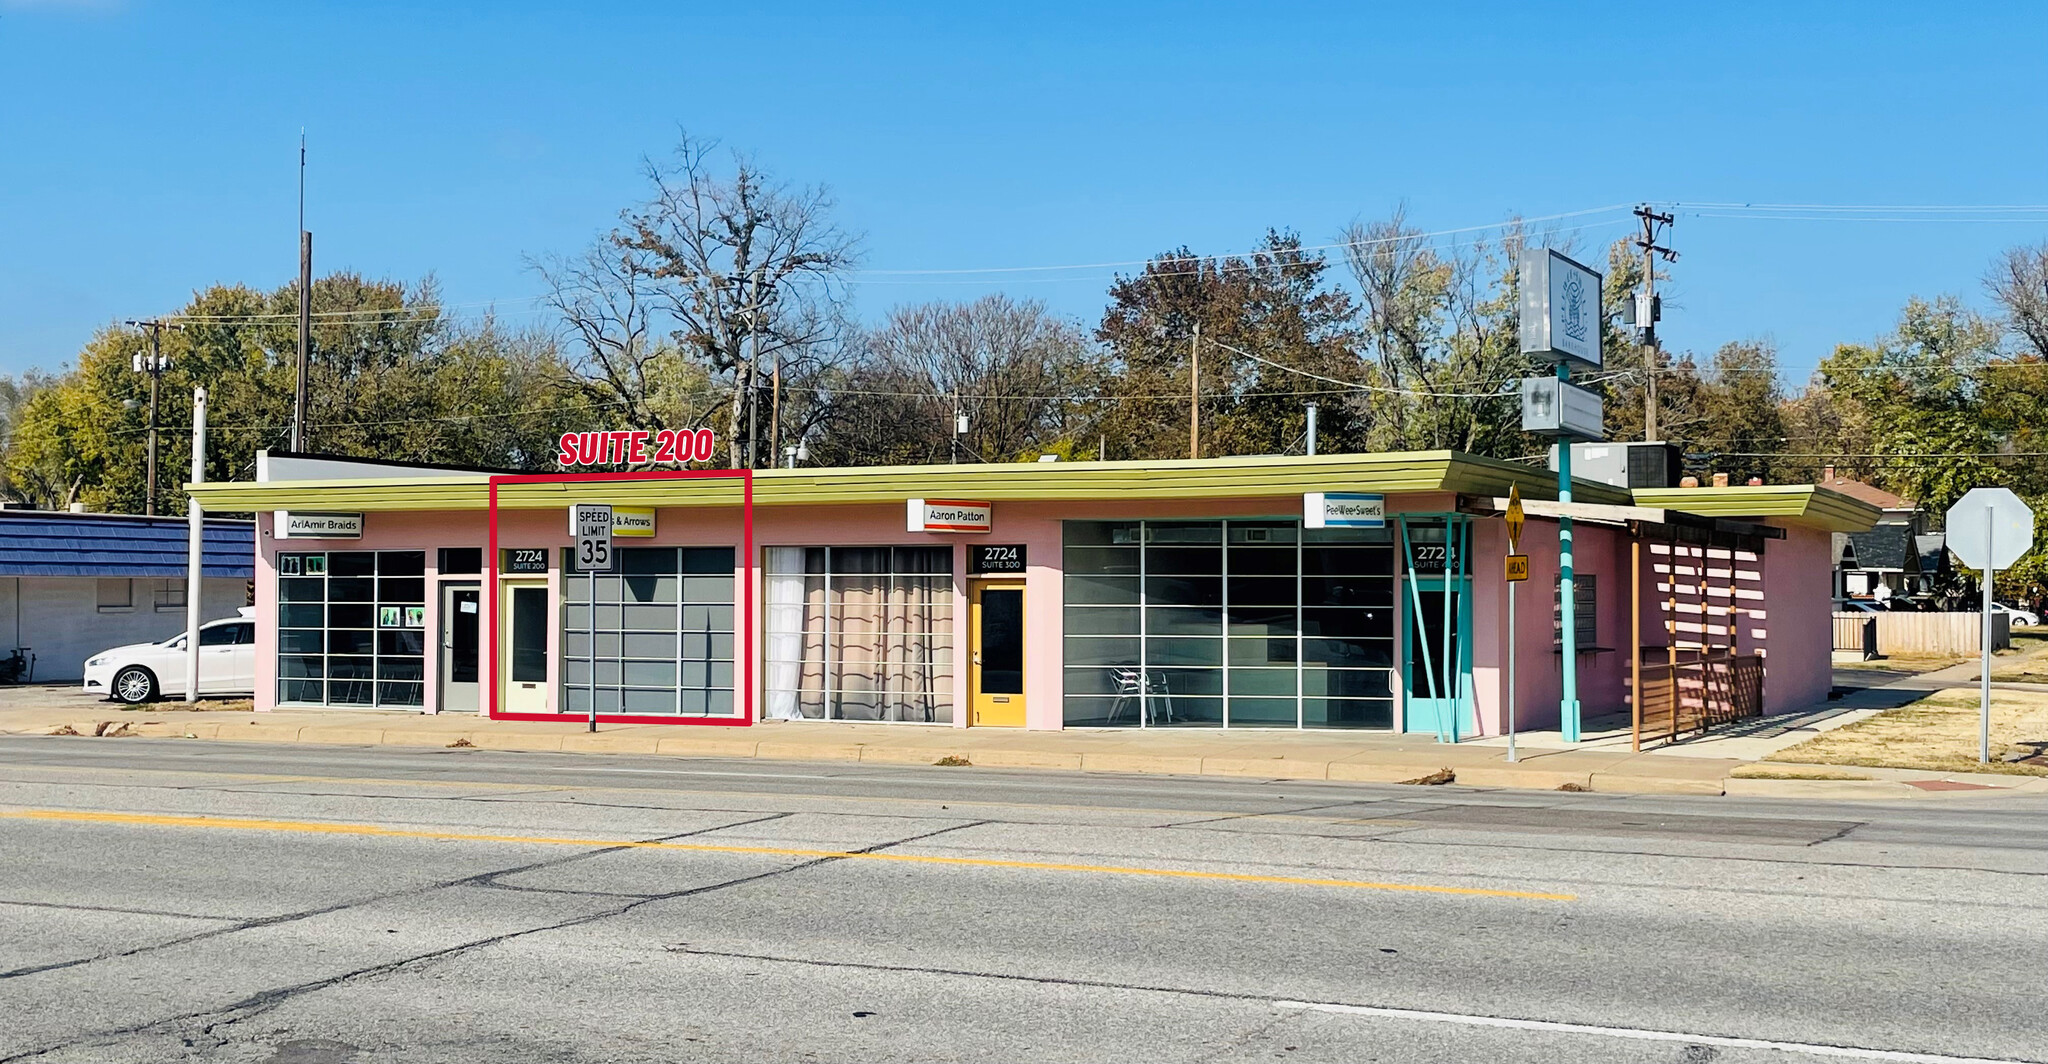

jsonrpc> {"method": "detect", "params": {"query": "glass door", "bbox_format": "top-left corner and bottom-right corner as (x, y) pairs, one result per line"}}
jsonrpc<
(499, 580), (550, 714)
(1400, 518), (1474, 740)
(440, 583), (480, 713)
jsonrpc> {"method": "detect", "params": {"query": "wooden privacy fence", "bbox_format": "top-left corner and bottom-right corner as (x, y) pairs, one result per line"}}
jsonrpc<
(1833, 615), (1878, 659)
(1634, 648), (1765, 745)
(1830, 611), (2008, 656)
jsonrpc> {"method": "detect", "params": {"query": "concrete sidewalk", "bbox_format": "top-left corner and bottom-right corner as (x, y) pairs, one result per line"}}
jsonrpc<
(3, 684), (2042, 799)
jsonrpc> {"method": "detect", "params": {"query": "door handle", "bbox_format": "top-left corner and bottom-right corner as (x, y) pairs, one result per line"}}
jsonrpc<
(973, 653), (982, 665)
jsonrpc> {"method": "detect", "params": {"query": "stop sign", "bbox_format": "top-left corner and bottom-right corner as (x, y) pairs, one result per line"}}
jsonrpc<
(1947, 488), (2035, 571)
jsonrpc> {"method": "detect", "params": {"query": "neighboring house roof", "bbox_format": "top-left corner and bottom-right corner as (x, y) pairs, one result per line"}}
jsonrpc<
(1833, 532), (1856, 568)
(1914, 533), (1950, 574)
(188, 450), (1886, 534)
(1844, 524), (1919, 573)
(1816, 469), (1912, 511)
(0, 511), (254, 578)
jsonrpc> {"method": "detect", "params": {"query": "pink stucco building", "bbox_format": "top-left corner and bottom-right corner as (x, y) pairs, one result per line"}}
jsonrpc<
(190, 450), (1878, 741)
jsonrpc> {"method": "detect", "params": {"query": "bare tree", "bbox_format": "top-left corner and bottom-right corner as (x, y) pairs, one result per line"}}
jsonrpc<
(533, 240), (667, 428)
(1340, 210), (1540, 453)
(855, 295), (1093, 463)
(535, 134), (860, 466)
(619, 134), (860, 467)
(1988, 242), (2048, 359)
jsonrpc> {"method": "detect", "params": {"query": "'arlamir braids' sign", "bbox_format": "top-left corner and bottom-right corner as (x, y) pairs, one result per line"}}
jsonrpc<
(557, 430), (717, 467)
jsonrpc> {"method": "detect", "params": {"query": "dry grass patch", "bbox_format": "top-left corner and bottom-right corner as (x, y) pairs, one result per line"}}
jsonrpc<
(1849, 653), (1970, 674)
(120, 697), (256, 713)
(1769, 688), (2048, 777)
(1729, 766), (1873, 781)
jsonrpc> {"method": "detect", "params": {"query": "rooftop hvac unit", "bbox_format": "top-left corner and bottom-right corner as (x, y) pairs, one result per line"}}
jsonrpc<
(1549, 442), (1682, 489)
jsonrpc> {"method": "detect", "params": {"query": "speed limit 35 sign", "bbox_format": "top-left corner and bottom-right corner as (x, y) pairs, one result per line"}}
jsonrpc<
(570, 504), (614, 572)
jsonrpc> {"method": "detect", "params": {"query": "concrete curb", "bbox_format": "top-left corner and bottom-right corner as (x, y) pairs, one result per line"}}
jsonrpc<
(13, 710), (2047, 799)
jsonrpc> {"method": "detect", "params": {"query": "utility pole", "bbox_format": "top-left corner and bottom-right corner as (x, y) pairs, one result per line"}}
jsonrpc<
(125, 320), (176, 515)
(1189, 321), (1201, 460)
(950, 394), (962, 465)
(740, 273), (772, 469)
(770, 351), (783, 471)
(1632, 205), (1677, 442)
(290, 134), (313, 453)
(184, 385), (207, 703)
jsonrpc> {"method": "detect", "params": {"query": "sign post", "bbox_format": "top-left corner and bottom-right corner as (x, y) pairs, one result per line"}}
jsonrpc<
(1519, 247), (1604, 743)
(1945, 488), (2035, 763)
(1504, 485), (1527, 762)
(571, 504), (614, 733)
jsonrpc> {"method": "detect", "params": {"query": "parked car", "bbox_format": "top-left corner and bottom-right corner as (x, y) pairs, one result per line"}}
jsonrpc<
(83, 610), (256, 704)
(1992, 602), (2040, 627)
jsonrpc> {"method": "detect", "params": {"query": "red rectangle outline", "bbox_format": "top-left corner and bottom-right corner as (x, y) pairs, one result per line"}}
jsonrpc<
(487, 468), (755, 727)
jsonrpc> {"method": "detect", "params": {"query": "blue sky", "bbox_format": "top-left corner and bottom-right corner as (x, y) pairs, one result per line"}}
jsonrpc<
(3, 1), (2046, 383)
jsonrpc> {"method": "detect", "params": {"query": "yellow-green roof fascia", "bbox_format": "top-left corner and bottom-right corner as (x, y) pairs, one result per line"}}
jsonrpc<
(1631, 485), (1882, 533)
(186, 450), (1629, 513)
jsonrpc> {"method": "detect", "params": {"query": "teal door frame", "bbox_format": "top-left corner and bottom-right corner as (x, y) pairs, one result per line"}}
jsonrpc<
(1399, 515), (1475, 742)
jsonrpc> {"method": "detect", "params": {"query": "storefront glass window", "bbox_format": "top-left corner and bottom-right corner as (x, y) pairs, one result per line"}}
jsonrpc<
(275, 550), (427, 707)
(764, 546), (953, 723)
(563, 547), (736, 716)
(1063, 520), (1393, 728)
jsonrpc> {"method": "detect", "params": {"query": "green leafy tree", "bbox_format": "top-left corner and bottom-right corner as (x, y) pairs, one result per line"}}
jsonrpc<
(1094, 231), (1364, 461)
(4, 276), (589, 514)
(1815, 296), (2002, 514)
(1690, 341), (1790, 484)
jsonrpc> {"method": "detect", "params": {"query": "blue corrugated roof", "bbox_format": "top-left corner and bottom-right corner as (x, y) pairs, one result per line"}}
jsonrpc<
(0, 512), (253, 578)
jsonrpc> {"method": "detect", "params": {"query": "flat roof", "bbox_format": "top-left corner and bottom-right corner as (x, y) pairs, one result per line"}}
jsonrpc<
(186, 451), (1881, 533)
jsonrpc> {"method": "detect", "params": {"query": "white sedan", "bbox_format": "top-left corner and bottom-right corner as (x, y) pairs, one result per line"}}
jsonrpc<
(83, 613), (257, 704)
(1994, 603), (2041, 627)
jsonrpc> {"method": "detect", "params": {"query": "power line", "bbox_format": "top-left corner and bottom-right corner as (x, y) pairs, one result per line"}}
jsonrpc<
(1662, 201), (2048, 213)
(147, 218), (1639, 326)
(1203, 337), (1538, 399)
(856, 205), (1636, 276)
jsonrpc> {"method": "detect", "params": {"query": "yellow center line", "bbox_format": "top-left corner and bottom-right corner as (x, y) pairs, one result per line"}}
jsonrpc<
(0, 807), (1574, 902)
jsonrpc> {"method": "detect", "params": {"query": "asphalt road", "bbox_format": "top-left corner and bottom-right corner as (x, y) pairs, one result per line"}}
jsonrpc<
(1, 737), (2045, 1064)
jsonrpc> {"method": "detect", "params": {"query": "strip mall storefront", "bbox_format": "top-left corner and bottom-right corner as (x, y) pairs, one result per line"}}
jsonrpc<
(196, 451), (1879, 736)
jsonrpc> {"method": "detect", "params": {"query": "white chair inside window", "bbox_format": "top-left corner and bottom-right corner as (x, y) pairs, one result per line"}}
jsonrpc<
(1108, 667), (1172, 726)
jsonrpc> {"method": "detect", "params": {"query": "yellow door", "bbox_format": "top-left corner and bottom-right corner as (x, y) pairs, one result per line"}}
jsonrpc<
(970, 581), (1026, 727)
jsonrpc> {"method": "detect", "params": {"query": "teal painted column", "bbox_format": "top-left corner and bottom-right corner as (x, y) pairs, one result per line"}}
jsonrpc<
(1556, 362), (1582, 742)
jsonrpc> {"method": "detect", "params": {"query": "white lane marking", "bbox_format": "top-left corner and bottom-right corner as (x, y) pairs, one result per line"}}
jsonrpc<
(1274, 1000), (2035, 1064)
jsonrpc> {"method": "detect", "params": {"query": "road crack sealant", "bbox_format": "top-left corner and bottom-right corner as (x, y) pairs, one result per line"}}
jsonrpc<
(651, 945), (2044, 1064)
(0, 810), (797, 983)
(0, 818), (988, 1064)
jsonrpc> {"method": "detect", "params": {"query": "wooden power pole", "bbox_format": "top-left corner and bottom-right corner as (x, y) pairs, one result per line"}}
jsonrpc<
(1189, 320), (1201, 460)
(1632, 205), (1677, 442)
(124, 319), (176, 516)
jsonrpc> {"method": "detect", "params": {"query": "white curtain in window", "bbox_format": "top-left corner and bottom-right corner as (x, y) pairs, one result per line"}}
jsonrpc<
(764, 548), (806, 720)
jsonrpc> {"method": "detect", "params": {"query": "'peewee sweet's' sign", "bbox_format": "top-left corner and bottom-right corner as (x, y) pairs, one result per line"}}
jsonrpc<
(1303, 492), (1385, 530)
